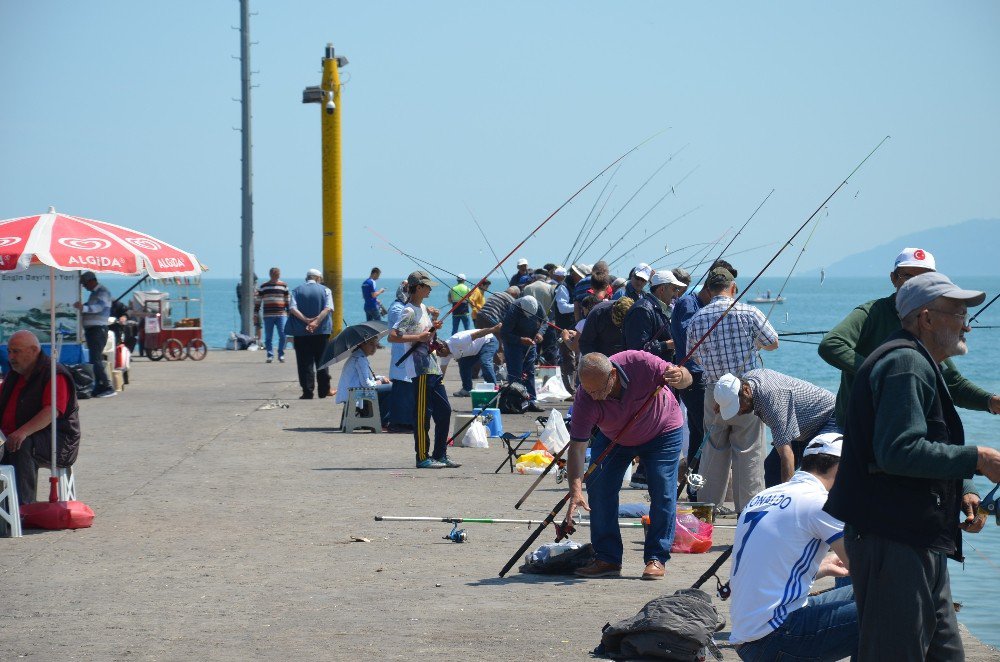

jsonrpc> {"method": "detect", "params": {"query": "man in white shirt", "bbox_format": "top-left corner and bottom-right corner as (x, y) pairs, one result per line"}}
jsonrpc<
(437, 324), (501, 397)
(728, 433), (858, 661)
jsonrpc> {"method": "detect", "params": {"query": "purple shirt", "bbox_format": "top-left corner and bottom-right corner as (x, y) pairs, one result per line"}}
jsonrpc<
(569, 350), (684, 447)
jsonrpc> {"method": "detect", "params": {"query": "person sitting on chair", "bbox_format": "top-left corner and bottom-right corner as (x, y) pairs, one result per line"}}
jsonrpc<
(335, 337), (392, 428)
(0, 330), (81, 504)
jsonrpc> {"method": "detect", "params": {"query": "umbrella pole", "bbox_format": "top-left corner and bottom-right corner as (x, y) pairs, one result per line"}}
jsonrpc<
(49, 266), (59, 502)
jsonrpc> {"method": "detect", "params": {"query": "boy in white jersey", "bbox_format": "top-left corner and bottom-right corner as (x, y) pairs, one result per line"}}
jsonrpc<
(729, 433), (858, 661)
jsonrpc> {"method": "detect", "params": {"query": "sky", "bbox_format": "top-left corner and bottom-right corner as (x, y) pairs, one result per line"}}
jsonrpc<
(1, 1), (998, 283)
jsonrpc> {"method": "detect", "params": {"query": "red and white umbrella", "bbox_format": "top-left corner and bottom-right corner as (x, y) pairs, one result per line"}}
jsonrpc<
(0, 208), (202, 529)
(0, 207), (202, 277)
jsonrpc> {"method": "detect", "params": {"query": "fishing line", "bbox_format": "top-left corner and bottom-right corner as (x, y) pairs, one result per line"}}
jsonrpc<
(596, 165), (701, 263)
(688, 189), (775, 293)
(563, 165), (622, 267)
(681, 241), (780, 272)
(969, 291), (1000, 325)
(464, 202), (508, 282)
(605, 204), (703, 269)
(643, 241), (714, 270)
(573, 185), (618, 267)
(577, 144), (689, 259)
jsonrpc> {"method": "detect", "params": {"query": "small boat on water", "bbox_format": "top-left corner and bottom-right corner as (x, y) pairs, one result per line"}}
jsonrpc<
(749, 290), (785, 304)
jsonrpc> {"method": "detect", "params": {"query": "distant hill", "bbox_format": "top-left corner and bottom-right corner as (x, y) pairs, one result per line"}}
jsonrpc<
(817, 218), (1000, 277)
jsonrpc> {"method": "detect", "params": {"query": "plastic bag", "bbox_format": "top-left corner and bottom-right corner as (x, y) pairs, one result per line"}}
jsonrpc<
(539, 409), (570, 454)
(461, 420), (489, 448)
(671, 512), (714, 554)
(535, 375), (571, 403)
(515, 449), (555, 474)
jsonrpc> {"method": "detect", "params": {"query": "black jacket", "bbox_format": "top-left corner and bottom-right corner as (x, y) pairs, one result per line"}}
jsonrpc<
(579, 301), (625, 357)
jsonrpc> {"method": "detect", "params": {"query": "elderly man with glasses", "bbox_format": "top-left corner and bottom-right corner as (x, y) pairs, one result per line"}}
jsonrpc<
(565, 350), (692, 580)
(819, 247), (1000, 426)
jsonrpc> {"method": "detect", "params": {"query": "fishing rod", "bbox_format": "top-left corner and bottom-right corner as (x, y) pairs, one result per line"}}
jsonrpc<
(563, 165), (623, 268)
(677, 228), (732, 272)
(375, 515), (643, 527)
(499, 138), (891, 577)
(643, 241), (715, 269)
(779, 338), (820, 345)
(576, 144), (690, 260)
(778, 331), (828, 337)
(688, 189), (775, 293)
(573, 184), (618, 267)
(464, 202), (509, 283)
(515, 442), (569, 509)
(596, 166), (701, 263)
(673, 241), (779, 273)
(969, 291), (1000, 325)
(113, 274), (149, 304)
(432, 129), (666, 334)
(604, 204), (703, 269)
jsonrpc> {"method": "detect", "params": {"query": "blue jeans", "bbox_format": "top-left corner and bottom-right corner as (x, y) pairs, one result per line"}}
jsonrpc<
(263, 316), (287, 359)
(457, 336), (499, 391)
(502, 339), (536, 399)
(735, 585), (858, 661)
(365, 308), (382, 322)
(585, 427), (682, 565)
(451, 314), (471, 335)
(84, 325), (110, 392)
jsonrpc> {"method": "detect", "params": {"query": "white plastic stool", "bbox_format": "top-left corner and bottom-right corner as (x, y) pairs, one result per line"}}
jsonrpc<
(37, 465), (76, 501)
(341, 387), (382, 433)
(0, 465), (23, 537)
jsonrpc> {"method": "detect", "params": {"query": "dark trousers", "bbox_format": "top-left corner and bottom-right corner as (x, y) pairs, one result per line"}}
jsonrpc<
(679, 378), (705, 461)
(292, 335), (330, 397)
(413, 373), (451, 463)
(764, 415), (840, 488)
(503, 339), (537, 400)
(1, 436), (39, 504)
(84, 325), (110, 392)
(846, 533), (963, 661)
(365, 308), (383, 322)
(540, 323), (560, 365)
(559, 341), (577, 392)
(390, 379), (415, 426)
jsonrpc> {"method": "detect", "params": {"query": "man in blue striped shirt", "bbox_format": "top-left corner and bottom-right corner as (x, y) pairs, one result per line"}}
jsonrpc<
(728, 433), (857, 660)
(73, 270), (115, 398)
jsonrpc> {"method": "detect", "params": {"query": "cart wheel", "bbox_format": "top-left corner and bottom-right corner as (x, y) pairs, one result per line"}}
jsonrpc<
(164, 338), (186, 361)
(186, 338), (207, 361)
(148, 346), (164, 361)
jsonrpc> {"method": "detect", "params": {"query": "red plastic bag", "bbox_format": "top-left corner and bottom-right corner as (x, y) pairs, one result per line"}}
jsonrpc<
(670, 514), (713, 554)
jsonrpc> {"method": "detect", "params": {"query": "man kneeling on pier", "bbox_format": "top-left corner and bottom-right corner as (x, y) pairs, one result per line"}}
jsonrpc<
(565, 351), (691, 580)
(728, 433), (857, 661)
(0, 330), (81, 504)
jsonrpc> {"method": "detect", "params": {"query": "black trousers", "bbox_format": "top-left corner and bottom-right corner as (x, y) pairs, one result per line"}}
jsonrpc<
(292, 335), (330, 397)
(1, 435), (39, 504)
(84, 325), (111, 391)
(846, 533), (963, 661)
(413, 374), (451, 463)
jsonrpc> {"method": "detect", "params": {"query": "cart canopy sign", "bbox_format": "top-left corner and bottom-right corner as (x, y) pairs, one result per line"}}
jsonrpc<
(0, 266), (80, 343)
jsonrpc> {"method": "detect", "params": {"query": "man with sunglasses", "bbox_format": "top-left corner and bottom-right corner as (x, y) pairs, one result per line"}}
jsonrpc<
(819, 247), (1000, 426)
(565, 350), (692, 580)
(825, 272), (1000, 659)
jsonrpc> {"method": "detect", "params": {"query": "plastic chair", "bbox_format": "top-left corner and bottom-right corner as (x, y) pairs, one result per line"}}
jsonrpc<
(36, 465), (76, 501)
(341, 387), (382, 433)
(0, 465), (23, 537)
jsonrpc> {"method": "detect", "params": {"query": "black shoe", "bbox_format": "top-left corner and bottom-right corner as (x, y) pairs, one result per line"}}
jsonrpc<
(386, 424), (413, 433)
(525, 402), (545, 413)
(299, 393), (314, 400)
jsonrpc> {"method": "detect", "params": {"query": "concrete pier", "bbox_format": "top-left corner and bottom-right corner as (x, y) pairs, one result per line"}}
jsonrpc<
(2, 350), (996, 660)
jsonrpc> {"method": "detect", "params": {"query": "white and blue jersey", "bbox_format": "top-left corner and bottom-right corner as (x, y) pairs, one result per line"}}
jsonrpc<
(728, 471), (845, 645)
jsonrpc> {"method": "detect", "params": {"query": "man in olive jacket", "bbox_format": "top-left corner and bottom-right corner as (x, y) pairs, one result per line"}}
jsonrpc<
(0, 330), (81, 503)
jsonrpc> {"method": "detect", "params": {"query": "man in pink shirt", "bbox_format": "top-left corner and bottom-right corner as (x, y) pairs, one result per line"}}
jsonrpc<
(566, 350), (692, 579)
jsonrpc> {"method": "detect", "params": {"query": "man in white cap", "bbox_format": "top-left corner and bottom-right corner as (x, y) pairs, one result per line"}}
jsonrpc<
(611, 263), (653, 302)
(714, 369), (836, 486)
(825, 272), (1000, 659)
(820, 247), (1000, 426)
(729, 433), (857, 661)
(509, 258), (530, 288)
(623, 269), (687, 362)
(285, 269), (334, 399)
(447, 274), (472, 335)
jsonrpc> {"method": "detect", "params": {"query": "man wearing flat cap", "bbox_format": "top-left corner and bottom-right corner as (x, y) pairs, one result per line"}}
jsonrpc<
(73, 270), (116, 398)
(285, 269), (334, 399)
(825, 272), (1000, 660)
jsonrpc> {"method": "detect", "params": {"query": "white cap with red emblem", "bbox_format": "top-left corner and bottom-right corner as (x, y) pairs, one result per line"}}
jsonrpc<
(894, 247), (936, 271)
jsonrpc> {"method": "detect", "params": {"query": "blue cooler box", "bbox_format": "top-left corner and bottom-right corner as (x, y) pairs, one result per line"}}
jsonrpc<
(471, 407), (503, 438)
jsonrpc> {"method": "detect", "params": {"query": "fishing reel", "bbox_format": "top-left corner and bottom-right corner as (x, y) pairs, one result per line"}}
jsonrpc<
(554, 519), (576, 542)
(686, 471), (706, 491)
(429, 338), (447, 354)
(715, 576), (731, 601)
(443, 522), (468, 543)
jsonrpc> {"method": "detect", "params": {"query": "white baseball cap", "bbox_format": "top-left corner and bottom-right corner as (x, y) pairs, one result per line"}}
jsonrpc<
(894, 247), (936, 271)
(306, 268), (322, 278)
(713, 373), (742, 420)
(553, 266), (567, 277)
(633, 263), (653, 281)
(803, 432), (844, 458)
(650, 269), (684, 288)
(457, 273), (466, 281)
(517, 258), (529, 267)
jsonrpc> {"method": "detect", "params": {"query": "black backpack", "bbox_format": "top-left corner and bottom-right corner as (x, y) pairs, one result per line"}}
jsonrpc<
(498, 382), (530, 414)
(596, 589), (725, 661)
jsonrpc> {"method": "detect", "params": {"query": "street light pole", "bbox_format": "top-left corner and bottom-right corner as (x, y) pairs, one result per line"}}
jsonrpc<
(238, 0), (255, 336)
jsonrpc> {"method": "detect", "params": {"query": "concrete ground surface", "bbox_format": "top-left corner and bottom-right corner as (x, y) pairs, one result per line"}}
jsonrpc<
(2, 349), (996, 661)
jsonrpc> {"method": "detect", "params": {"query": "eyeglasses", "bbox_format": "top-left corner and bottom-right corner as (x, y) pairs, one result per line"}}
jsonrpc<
(584, 371), (614, 399)
(926, 308), (970, 326)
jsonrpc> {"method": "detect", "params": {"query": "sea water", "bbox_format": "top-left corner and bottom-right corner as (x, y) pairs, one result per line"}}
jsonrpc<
(107, 273), (1000, 645)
